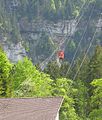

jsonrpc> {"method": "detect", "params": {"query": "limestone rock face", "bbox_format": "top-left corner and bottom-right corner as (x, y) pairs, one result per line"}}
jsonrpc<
(0, 19), (76, 63)
(1, 41), (26, 62)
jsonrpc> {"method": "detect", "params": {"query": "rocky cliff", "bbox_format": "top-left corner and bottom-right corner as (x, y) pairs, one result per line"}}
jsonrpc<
(0, 19), (76, 64)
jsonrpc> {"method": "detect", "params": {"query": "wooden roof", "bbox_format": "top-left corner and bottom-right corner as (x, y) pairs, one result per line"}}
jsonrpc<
(0, 97), (63, 120)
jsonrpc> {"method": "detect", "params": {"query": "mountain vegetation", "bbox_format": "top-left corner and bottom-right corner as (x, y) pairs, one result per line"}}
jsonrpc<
(0, 0), (102, 63)
(0, 45), (102, 119)
(0, 0), (102, 120)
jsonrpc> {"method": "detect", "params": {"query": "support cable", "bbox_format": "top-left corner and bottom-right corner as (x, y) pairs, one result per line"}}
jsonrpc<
(66, 2), (96, 76)
(40, 0), (90, 70)
(73, 12), (101, 80)
(63, 0), (91, 50)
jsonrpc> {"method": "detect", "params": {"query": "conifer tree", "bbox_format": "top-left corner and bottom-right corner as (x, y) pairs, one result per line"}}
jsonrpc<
(89, 78), (102, 120)
(87, 46), (102, 84)
(52, 78), (79, 120)
(44, 61), (60, 80)
(74, 79), (88, 119)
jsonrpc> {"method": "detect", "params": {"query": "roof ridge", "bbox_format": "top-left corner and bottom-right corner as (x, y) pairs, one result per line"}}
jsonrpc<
(0, 96), (63, 99)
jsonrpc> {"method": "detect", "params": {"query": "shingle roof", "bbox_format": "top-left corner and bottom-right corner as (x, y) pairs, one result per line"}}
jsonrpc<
(0, 97), (63, 120)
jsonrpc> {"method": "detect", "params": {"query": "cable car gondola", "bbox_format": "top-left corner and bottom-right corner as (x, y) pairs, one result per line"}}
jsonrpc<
(57, 50), (64, 60)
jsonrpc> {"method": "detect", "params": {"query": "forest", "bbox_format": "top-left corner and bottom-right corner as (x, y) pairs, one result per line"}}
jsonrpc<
(0, 44), (102, 120)
(0, 0), (102, 63)
(0, 0), (102, 120)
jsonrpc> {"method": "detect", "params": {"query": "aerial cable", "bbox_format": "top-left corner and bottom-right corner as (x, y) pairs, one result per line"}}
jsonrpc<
(47, 0), (88, 48)
(37, 2), (86, 68)
(66, 1), (95, 76)
(63, 0), (91, 49)
(74, 0), (91, 27)
(60, 0), (89, 48)
(73, 11), (101, 81)
(60, 0), (74, 44)
(73, 30), (97, 80)
(45, 25), (54, 44)
(62, 0), (90, 51)
(63, 0), (91, 53)
(40, 0), (90, 70)
(44, 0), (72, 47)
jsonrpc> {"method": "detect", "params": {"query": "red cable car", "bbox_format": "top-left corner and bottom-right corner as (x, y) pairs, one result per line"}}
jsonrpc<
(57, 50), (64, 60)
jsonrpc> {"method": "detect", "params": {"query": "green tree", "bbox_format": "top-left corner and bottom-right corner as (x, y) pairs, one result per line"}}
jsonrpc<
(52, 78), (79, 120)
(87, 46), (102, 83)
(74, 79), (88, 119)
(12, 57), (52, 97)
(60, 61), (70, 78)
(44, 61), (60, 79)
(0, 47), (12, 97)
(36, 32), (55, 60)
(70, 55), (89, 81)
(89, 78), (102, 120)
